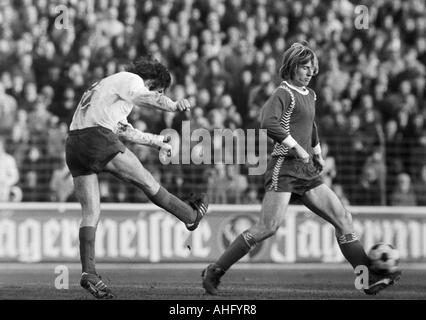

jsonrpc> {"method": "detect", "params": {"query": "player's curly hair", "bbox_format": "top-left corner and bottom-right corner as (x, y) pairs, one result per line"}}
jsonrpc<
(126, 55), (172, 90)
(279, 42), (319, 80)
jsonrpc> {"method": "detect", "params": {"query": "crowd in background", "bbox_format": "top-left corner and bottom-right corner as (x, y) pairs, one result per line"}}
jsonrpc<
(0, 0), (425, 205)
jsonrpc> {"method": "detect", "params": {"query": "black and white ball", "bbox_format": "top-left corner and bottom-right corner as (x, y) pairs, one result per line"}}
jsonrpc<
(368, 243), (400, 274)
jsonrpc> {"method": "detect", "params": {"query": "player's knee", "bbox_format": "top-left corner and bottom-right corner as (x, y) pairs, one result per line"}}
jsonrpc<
(81, 209), (100, 227)
(82, 208), (100, 220)
(336, 210), (354, 233)
(254, 222), (279, 241)
(129, 177), (158, 196)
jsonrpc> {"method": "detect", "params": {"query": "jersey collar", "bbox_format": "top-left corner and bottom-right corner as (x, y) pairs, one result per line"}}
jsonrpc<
(283, 81), (309, 95)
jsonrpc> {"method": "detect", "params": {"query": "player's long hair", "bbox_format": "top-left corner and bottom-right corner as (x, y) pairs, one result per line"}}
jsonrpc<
(279, 42), (319, 81)
(126, 55), (172, 90)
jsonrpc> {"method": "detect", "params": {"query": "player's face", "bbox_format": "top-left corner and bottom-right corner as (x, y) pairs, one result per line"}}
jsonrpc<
(292, 60), (314, 87)
(145, 79), (165, 94)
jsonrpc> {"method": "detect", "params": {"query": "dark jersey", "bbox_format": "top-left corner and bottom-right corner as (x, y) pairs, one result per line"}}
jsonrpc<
(260, 81), (319, 157)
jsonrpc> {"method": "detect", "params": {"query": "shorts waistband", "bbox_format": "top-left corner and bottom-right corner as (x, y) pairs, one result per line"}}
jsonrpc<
(68, 126), (112, 135)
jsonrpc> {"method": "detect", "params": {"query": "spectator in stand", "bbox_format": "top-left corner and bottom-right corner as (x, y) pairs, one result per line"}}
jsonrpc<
(248, 70), (276, 116)
(231, 68), (253, 123)
(390, 173), (417, 206)
(49, 153), (74, 202)
(362, 147), (387, 205)
(20, 145), (48, 201)
(335, 113), (367, 202)
(0, 0), (425, 204)
(200, 57), (233, 93)
(28, 98), (53, 135)
(242, 187), (261, 204)
(227, 165), (248, 204)
(0, 83), (18, 134)
(206, 163), (229, 204)
(405, 113), (426, 177)
(0, 137), (19, 202)
(332, 184), (350, 207)
(413, 164), (426, 206)
(355, 165), (382, 206)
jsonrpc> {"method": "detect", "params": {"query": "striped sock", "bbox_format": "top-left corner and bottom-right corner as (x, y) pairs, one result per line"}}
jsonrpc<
(147, 186), (196, 224)
(337, 233), (370, 269)
(216, 231), (257, 271)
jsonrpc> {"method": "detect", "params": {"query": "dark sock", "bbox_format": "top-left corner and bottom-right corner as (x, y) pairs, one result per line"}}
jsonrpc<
(79, 227), (96, 274)
(147, 186), (196, 224)
(216, 232), (256, 271)
(337, 233), (370, 269)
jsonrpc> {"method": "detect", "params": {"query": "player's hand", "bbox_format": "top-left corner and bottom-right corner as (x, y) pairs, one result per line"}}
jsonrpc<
(152, 135), (167, 147)
(293, 145), (310, 163)
(151, 135), (172, 162)
(176, 99), (191, 111)
(158, 141), (172, 163)
(313, 153), (325, 173)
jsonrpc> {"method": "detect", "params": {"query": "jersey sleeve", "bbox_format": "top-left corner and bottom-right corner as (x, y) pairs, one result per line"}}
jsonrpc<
(115, 72), (177, 111)
(115, 72), (151, 104)
(260, 88), (292, 144)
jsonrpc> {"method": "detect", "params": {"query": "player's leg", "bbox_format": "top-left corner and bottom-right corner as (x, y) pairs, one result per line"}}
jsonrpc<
(300, 183), (370, 269)
(74, 174), (101, 275)
(216, 191), (291, 270)
(104, 148), (208, 230)
(202, 191), (291, 294)
(300, 184), (401, 294)
(74, 174), (114, 299)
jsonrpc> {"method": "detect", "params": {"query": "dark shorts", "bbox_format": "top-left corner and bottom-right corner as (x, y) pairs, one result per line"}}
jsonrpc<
(264, 156), (324, 195)
(65, 126), (126, 177)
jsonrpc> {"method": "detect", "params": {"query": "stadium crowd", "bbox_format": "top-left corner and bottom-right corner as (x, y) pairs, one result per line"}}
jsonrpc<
(0, 0), (425, 205)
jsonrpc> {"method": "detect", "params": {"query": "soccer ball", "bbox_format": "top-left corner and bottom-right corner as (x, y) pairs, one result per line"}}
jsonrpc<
(368, 243), (400, 274)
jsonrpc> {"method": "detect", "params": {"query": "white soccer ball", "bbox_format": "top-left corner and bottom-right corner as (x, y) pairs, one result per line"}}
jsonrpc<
(368, 243), (400, 274)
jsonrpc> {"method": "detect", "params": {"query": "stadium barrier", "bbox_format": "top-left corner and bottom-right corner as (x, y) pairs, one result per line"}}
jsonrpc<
(0, 203), (425, 263)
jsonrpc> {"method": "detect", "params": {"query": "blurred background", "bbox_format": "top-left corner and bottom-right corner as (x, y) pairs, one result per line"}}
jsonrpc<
(0, 0), (425, 207)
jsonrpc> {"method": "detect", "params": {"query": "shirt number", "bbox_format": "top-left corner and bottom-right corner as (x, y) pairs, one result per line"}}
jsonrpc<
(77, 81), (99, 110)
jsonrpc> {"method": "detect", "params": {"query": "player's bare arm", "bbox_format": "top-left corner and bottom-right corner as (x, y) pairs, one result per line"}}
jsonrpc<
(132, 91), (191, 112)
(117, 122), (170, 148)
(117, 122), (172, 162)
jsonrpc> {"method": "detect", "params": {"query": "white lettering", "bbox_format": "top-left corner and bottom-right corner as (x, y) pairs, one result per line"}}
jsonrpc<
(270, 211), (296, 262)
(137, 219), (149, 258)
(43, 219), (61, 258)
(0, 219), (16, 258)
(18, 219), (41, 262)
(61, 219), (79, 258)
(174, 223), (190, 258)
(192, 222), (211, 258)
(119, 219), (137, 258)
(149, 212), (163, 262)
(298, 220), (321, 258)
